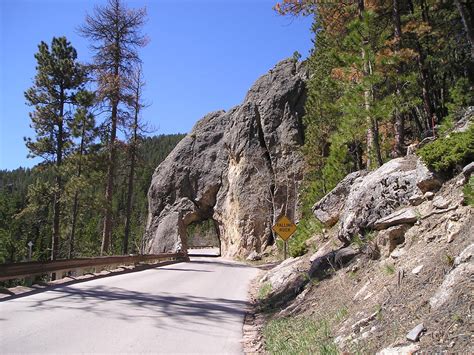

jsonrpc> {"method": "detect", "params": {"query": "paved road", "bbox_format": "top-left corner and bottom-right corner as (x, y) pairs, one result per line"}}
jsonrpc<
(0, 257), (259, 354)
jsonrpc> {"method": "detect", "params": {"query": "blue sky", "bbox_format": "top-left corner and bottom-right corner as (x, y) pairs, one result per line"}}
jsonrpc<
(0, 0), (313, 170)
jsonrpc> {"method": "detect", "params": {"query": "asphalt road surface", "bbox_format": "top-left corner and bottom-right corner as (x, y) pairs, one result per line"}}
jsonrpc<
(0, 257), (259, 354)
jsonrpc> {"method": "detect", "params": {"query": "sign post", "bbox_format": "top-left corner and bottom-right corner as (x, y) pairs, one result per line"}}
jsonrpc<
(272, 215), (297, 260)
(26, 241), (34, 287)
(27, 241), (33, 261)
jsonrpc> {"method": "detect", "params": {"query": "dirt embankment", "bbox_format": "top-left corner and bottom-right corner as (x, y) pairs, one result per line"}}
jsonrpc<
(246, 159), (473, 354)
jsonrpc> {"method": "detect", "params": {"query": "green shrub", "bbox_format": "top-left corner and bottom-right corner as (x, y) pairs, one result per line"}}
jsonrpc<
(463, 176), (474, 207)
(418, 126), (474, 173)
(264, 317), (338, 355)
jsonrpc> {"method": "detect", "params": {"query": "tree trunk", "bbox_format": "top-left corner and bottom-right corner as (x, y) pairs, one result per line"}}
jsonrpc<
(68, 119), (86, 259)
(408, 3), (437, 136)
(353, 141), (363, 171)
(101, 105), (117, 255)
(51, 89), (64, 280)
(411, 108), (424, 139)
(52, 89), (64, 263)
(68, 191), (79, 259)
(365, 89), (375, 169)
(455, 0), (474, 60)
(123, 117), (138, 255)
(420, 0), (430, 22)
(392, 0), (405, 157)
(416, 44), (436, 136)
(372, 116), (383, 166)
(358, 0), (375, 169)
(101, 49), (120, 255)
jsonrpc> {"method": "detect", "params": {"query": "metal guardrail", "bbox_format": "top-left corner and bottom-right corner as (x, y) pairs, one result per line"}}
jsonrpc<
(0, 252), (186, 282)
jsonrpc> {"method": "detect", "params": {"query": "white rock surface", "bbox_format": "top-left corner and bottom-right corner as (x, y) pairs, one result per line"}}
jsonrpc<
(376, 344), (420, 355)
(411, 265), (424, 275)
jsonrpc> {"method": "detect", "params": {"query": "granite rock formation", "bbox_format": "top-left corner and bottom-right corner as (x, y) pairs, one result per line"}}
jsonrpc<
(144, 59), (307, 257)
(312, 155), (442, 244)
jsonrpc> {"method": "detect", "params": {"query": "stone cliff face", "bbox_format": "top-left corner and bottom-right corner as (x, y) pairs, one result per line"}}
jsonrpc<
(145, 59), (307, 257)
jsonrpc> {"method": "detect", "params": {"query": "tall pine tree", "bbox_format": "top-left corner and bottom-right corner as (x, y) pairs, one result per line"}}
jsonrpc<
(79, 0), (148, 255)
(24, 37), (86, 261)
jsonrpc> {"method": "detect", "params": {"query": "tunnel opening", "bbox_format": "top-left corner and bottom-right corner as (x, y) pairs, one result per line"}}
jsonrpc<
(185, 218), (221, 257)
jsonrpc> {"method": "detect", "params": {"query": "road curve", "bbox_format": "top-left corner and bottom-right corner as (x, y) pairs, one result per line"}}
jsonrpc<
(0, 257), (259, 354)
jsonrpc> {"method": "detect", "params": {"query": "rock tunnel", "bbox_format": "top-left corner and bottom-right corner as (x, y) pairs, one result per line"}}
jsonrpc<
(143, 59), (307, 258)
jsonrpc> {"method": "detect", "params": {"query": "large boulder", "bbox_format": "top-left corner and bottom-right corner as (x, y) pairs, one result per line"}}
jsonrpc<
(258, 256), (309, 306)
(308, 246), (359, 278)
(145, 59), (307, 257)
(313, 155), (441, 244)
(312, 171), (367, 227)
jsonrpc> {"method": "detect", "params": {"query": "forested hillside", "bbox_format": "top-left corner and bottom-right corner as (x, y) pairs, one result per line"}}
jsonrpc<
(0, 134), (184, 265)
(276, 0), (474, 255)
(0, 0), (179, 269)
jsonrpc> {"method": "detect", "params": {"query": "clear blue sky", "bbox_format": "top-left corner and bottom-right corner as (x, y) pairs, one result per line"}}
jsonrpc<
(0, 0), (313, 170)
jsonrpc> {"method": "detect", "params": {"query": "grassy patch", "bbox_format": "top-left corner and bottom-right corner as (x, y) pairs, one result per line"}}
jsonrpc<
(383, 264), (395, 275)
(264, 317), (338, 355)
(351, 231), (375, 249)
(334, 306), (348, 322)
(258, 282), (272, 301)
(444, 253), (455, 267)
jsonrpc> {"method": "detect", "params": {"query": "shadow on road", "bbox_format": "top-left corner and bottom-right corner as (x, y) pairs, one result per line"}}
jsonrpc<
(0, 260), (182, 302)
(22, 284), (250, 331)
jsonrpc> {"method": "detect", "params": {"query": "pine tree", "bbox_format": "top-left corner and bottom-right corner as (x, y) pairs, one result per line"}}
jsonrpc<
(123, 66), (147, 255)
(454, 0), (474, 60)
(66, 90), (96, 258)
(24, 37), (85, 262)
(79, 0), (148, 255)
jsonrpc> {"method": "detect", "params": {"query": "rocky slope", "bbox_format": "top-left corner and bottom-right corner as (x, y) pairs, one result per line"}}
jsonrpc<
(251, 155), (473, 354)
(144, 59), (307, 257)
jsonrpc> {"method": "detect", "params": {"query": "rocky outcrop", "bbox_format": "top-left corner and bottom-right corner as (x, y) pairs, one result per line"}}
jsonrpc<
(374, 208), (418, 230)
(312, 171), (367, 227)
(313, 155), (441, 244)
(429, 242), (474, 310)
(145, 59), (307, 257)
(258, 256), (309, 306)
(376, 224), (410, 258)
(308, 246), (359, 278)
(255, 150), (473, 353)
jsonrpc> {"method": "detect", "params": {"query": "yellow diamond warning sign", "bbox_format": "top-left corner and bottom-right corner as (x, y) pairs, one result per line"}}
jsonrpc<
(272, 215), (297, 241)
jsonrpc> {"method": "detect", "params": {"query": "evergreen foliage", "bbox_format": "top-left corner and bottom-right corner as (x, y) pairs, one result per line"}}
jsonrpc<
(24, 36), (87, 261)
(0, 134), (184, 269)
(464, 176), (474, 207)
(277, 0), (473, 251)
(418, 126), (474, 173)
(186, 219), (220, 248)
